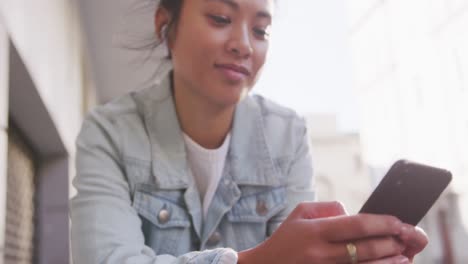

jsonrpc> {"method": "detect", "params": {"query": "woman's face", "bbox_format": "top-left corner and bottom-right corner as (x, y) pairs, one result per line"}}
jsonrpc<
(168, 0), (275, 107)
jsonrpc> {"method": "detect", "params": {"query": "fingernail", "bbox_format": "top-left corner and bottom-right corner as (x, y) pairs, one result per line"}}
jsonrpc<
(401, 225), (411, 235)
(393, 220), (403, 234)
(397, 256), (410, 264)
(401, 225), (407, 233)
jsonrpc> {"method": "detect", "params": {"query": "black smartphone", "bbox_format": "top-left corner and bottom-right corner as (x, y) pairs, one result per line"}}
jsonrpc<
(359, 159), (452, 225)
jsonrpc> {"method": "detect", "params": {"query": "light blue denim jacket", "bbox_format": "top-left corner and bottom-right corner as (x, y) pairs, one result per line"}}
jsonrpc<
(70, 76), (315, 264)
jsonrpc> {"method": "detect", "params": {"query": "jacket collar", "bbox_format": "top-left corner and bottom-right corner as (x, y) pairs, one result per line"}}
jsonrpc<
(132, 75), (281, 189)
(229, 94), (281, 186)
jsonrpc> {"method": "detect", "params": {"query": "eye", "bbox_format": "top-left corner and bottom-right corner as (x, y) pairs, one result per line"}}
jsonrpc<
(253, 27), (270, 39)
(207, 14), (231, 26)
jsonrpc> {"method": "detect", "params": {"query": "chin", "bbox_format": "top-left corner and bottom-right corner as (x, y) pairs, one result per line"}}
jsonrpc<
(222, 85), (250, 104)
(213, 96), (242, 108)
(210, 89), (248, 108)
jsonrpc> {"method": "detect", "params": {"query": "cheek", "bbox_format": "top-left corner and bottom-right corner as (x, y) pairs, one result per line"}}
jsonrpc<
(174, 22), (224, 59)
(171, 27), (227, 79)
(252, 44), (269, 74)
(247, 44), (268, 88)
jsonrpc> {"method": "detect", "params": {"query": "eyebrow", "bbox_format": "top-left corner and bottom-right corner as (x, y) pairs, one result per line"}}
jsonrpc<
(207, 0), (272, 20)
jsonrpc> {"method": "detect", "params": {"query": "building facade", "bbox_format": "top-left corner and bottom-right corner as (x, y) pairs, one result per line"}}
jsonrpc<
(0, 1), (94, 263)
(346, 0), (468, 262)
(307, 114), (372, 215)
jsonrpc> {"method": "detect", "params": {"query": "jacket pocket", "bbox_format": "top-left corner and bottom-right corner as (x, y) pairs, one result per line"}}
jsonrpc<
(133, 190), (191, 228)
(227, 186), (287, 223)
(132, 185), (192, 255)
(224, 186), (287, 250)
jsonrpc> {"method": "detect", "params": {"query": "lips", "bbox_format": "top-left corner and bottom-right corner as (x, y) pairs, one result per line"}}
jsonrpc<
(215, 63), (251, 76)
(215, 63), (251, 82)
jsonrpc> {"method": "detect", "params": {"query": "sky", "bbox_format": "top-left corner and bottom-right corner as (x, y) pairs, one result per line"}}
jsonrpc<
(253, 0), (360, 133)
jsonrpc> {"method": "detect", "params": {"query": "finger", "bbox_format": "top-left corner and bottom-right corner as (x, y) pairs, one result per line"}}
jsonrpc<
(319, 214), (402, 241)
(354, 237), (405, 262)
(328, 236), (405, 263)
(291, 201), (348, 219)
(360, 255), (410, 264)
(399, 224), (428, 259)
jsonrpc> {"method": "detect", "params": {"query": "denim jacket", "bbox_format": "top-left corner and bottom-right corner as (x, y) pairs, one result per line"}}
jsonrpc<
(70, 76), (315, 264)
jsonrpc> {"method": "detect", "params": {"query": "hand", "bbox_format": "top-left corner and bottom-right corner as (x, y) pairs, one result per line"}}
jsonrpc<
(398, 224), (429, 261)
(238, 202), (409, 264)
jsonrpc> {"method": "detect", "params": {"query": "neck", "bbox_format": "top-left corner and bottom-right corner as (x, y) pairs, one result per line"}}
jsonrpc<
(173, 77), (235, 149)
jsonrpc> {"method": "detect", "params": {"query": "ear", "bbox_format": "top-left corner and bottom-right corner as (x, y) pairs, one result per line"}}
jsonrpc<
(154, 6), (170, 40)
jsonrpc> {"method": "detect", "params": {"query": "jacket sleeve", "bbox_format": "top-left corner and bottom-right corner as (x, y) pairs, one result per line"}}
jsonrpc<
(70, 110), (238, 264)
(267, 117), (316, 236)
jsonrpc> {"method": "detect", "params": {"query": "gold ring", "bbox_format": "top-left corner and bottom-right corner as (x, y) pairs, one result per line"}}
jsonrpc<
(346, 243), (358, 264)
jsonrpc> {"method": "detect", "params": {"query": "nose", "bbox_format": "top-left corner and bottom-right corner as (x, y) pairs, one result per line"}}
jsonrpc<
(226, 24), (253, 59)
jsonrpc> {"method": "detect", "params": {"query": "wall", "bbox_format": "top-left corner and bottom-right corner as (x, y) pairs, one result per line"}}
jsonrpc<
(0, 0), (86, 153)
(346, 0), (468, 262)
(0, 0), (95, 263)
(0, 18), (9, 264)
(307, 114), (372, 215)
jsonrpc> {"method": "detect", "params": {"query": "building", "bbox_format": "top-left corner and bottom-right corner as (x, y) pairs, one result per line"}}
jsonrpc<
(0, 1), (94, 263)
(307, 114), (372, 215)
(346, 0), (468, 262)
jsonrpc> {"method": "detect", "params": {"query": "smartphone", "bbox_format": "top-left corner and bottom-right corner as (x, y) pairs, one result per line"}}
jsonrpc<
(359, 159), (452, 225)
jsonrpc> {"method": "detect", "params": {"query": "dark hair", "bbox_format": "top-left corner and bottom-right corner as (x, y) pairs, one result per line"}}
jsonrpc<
(115, 0), (185, 87)
(159, 0), (184, 43)
(117, 0), (184, 55)
(118, 0), (276, 86)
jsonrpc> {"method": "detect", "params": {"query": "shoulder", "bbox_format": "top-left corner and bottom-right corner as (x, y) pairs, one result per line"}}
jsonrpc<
(249, 94), (307, 136)
(84, 92), (140, 126)
(250, 94), (299, 118)
(76, 89), (148, 153)
(248, 94), (308, 156)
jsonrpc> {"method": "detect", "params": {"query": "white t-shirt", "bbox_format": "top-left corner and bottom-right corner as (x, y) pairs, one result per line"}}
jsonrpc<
(183, 133), (231, 218)
(183, 133), (238, 263)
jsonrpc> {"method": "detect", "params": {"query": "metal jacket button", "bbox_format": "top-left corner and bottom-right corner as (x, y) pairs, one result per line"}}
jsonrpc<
(207, 231), (221, 245)
(256, 200), (268, 216)
(158, 208), (170, 224)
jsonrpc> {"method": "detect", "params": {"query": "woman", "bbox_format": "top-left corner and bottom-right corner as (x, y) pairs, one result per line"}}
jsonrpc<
(70, 0), (428, 263)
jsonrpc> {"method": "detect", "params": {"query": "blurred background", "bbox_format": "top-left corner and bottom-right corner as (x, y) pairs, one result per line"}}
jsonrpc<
(0, 0), (467, 263)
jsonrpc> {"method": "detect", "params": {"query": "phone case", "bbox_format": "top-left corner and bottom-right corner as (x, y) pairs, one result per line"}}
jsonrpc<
(359, 159), (452, 225)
